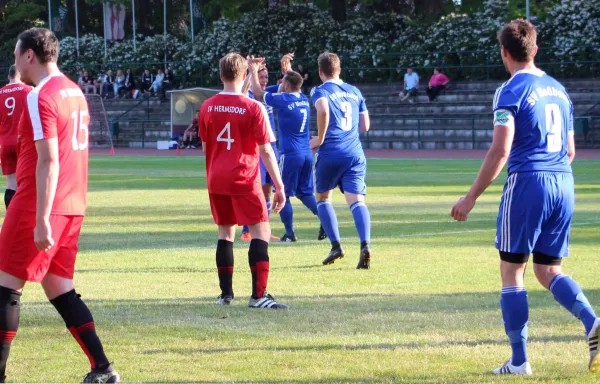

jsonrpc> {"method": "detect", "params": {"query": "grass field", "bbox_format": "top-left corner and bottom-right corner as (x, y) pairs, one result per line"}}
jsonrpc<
(3, 155), (600, 383)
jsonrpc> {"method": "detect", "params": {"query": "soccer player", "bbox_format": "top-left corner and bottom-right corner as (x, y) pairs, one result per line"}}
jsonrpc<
(0, 65), (31, 208)
(310, 52), (372, 269)
(451, 20), (599, 375)
(199, 52), (288, 309)
(248, 54), (325, 242)
(0, 28), (120, 382)
(240, 64), (281, 242)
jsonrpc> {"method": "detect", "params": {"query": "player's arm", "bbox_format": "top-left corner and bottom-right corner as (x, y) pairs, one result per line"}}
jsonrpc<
(248, 60), (266, 102)
(451, 122), (514, 222)
(567, 104), (575, 163)
(310, 98), (329, 150)
(35, 137), (59, 251)
(359, 92), (370, 132)
(242, 72), (252, 96)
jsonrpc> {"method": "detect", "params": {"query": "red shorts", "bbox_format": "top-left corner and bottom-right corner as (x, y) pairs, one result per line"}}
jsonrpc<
(0, 145), (17, 175)
(0, 211), (84, 282)
(209, 193), (268, 226)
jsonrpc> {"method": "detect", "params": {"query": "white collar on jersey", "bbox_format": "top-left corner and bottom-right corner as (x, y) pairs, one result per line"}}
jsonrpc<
(290, 92), (302, 97)
(324, 79), (344, 85)
(513, 68), (545, 77)
(219, 91), (243, 95)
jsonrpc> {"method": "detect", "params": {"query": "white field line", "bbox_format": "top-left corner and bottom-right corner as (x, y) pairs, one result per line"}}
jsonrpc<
(81, 221), (600, 255)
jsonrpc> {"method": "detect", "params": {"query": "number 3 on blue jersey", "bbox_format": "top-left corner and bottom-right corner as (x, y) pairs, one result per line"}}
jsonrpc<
(340, 101), (352, 131)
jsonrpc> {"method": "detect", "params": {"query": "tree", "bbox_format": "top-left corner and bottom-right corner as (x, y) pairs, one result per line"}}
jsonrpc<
(331, 0), (347, 21)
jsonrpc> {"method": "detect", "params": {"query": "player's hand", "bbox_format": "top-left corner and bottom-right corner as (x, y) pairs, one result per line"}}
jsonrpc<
(34, 219), (55, 252)
(451, 196), (476, 222)
(310, 136), (321, 150)
(272, 189), (286, 214)
(281, 53), (294, 73)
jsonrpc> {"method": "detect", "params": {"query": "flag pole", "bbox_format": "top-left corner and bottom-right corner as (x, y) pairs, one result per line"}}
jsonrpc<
(48, 0), (52, 30)
(75, 0), (80, 56)
(190, 0), (194, 43)
(132, 0), (137, 51)
(103, 1), (108, 58)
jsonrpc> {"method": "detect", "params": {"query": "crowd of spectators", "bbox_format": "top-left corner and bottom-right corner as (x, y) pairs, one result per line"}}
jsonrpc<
(77, 67), (178, 100)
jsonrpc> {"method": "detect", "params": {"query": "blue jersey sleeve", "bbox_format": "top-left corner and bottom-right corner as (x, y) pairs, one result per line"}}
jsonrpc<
(263, 92), (287, 109)
(358, 90), (367, 113)
(265, 85), (280, 93)
(493, 87), (520, 116)
(311, 87), (327, 106)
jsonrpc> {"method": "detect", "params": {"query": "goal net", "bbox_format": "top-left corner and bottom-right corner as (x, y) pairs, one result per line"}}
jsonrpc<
(168, 87), (220, 137)
(86, 94), (114, 149)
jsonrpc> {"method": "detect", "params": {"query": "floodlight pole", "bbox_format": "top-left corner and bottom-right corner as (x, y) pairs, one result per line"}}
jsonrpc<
(526, 0), (530, 19)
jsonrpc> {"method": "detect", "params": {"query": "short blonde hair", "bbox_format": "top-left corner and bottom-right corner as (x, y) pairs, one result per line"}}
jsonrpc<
(318, 52), (341, 77)
(219, 53), (248, 82)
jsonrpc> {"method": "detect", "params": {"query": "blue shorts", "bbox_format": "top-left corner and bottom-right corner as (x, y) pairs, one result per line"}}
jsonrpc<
(495, 172), (574, 258)
(279, 152), (314, 197)
(259, 144), (279, 186)
(315, 155), (367, 195)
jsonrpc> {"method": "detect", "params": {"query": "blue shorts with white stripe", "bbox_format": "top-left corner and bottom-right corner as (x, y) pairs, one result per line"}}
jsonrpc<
(495, 171), (574, 258)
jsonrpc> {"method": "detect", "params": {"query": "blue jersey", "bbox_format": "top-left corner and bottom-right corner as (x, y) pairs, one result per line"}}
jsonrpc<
(249, 89), (276, 143)
(263, 91), (311, 155)
(311, 79), (367, 157)
(493, 69), (573, 174)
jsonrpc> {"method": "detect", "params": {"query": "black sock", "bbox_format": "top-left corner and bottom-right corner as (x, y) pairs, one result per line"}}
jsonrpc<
(0, 286), (20, 380)
(216, 240), (234, 297)
(249, 239), (269, 299)
(361, 241), (369, 249)
(331, 241), (341, 250)
(50, 290), (110, 370)
(3, 190), (15, 209)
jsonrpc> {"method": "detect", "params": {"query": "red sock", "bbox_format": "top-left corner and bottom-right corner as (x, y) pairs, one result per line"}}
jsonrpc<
(255, 261), (270, 298)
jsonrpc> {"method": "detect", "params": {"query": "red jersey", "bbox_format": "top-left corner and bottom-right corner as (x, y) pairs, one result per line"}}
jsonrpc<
(0, 83), (32, 147)
(11, 74), (89, 215)
(199, 92), (274, 196)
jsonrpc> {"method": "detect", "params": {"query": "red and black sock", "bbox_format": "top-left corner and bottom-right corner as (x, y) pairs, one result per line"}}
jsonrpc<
(50, 290), (110, 370)
(249, 239), (269, 299)
(0, 286), (20, 380)
(216, 239), (234, 297)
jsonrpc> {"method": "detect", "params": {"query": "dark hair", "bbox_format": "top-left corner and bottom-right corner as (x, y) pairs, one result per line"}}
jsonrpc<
(284, 71), (303, 90)
(318, 52), (341, 77)
(8, 65), (17, 79)
(18, 28), (59, 64)
(498, 19), (537, 62)
(434, 67), (441, 73)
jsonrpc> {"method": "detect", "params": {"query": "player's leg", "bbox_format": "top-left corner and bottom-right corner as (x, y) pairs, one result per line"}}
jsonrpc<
(278, 154), (299, 242)
(531, 173), (599, 372)
(316, 156), (344, 264)
(340, 156), (371, 269)
(235, 195), (288, 309)
(493, 256), (532, 375)
(216, 225), (235, 304)
(493, 173), (540, 375)
(43, 216), (119, 383)
(1, 146), (18, 209)
(296, 152), (324, 240)
(0, 272), (24, 383)
(209, 194), (236, 304)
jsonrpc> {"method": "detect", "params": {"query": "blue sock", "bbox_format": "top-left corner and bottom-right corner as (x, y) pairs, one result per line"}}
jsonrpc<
(279, 198), (294, 236)
(266, 198), (271, 219)
(317, 200), (340, 243)
(550, 274), (598, 334)
(500, 286), (529, 366)
(350, 201), (371, 244)
(298, 194), (318, 215)
(242, 225), (249, 234)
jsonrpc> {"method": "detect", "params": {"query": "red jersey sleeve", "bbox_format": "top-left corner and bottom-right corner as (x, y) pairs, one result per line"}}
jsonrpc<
(252, 103), (271, 146)
(28, 91), (58, 141)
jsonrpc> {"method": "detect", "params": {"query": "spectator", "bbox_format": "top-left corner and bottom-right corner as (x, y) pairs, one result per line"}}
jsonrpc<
(141, 69), (153, 94)
(161, 68), (176, 99)
(94, 70), (105, 95)
(77, 70), (84, 87)
(179, 117), (200, 149)
(102, 70), (115, 99)
(426, 67), (450, 102)
(114, 70), (126, 99)
(399, 67), (419, 103)
(151, 68), (165, 96)
(297, 64), (312, 94)
(80, 70), (95, 94)
(120, 69), (138, 98)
